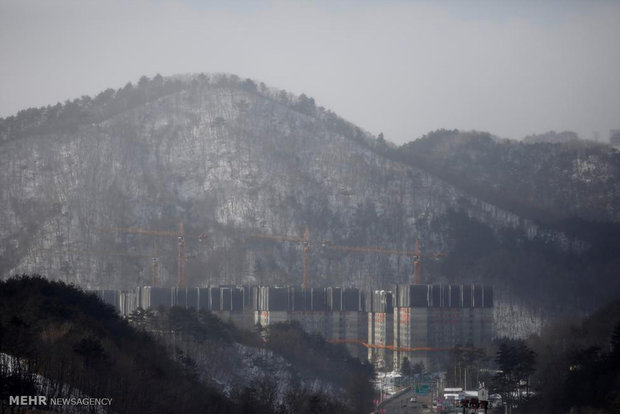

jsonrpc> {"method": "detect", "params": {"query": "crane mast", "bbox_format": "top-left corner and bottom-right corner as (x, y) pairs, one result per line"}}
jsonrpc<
(152, 241), (159, 287)
(250, 225), (315, 289)
(325, 238), (443, 284)
(101, 220), (197, 288)
(177, 220), (184, 288)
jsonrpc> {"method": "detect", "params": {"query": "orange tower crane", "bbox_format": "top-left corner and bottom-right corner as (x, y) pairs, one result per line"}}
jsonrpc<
(101, 220), (207, 288)
(325, 238), (444, 284)
(250, 227), (443, 286)
(250, 226), (320, 289)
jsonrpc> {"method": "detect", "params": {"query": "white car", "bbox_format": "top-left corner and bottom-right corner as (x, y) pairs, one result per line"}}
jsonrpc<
(409, 397), (417, 403)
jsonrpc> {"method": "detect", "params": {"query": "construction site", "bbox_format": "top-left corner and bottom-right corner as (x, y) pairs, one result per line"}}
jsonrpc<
(83, 221), (494, 370)
(93, 283), (493, 371)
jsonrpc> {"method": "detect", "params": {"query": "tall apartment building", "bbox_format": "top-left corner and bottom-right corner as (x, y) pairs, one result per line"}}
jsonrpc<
(393, 284), (494, 370)
(93, 283), (493, 371)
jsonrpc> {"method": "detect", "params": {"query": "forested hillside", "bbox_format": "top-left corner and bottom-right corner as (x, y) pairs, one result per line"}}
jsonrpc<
(0, 276), (373, 413)
(397, 129), (620, 223)
(525, 300), (620, 413)
(0, 276), (233, 413)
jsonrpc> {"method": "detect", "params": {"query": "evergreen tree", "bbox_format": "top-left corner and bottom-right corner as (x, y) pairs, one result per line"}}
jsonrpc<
(400, 357), (412, 376)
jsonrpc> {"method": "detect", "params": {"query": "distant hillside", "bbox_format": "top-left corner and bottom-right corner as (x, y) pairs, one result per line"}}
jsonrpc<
(522, 130), (580, 144)
(397, 129), (620, 223)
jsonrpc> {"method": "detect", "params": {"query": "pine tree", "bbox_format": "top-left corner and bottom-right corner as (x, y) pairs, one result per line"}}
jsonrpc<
(400, 357), (412, 377)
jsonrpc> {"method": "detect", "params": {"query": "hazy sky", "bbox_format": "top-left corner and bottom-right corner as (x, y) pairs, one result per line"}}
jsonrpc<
(1, 0), (619, 144)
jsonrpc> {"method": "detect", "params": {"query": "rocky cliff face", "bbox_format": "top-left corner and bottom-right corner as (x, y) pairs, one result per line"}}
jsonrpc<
(1, 74), (618, 337)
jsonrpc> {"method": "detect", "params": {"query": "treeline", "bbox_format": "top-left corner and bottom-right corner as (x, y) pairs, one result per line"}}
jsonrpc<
(442, 300), (620, 413)
(0, 73), (374, 149)
(265, 321), (376, 413)
(0, 275), (232, 413)
(513, 300), (620, 413)
(394, 129), (620, 224)
(0, 276), (374, 413)
(134, 308), (375, 414)
(0, 75), (185, 142)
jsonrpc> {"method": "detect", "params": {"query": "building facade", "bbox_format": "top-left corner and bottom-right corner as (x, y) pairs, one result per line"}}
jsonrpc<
(92, 283), (494, 370)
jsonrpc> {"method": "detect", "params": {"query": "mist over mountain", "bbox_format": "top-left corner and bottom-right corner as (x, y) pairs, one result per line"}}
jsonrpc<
(1, 74), (619, 337)
(397, 129), (620, 223)
(522, 130), (581, 145)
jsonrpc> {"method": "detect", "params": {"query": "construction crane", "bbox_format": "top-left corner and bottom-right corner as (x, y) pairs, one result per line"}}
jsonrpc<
(151, 241), (159, 287)
(325, 239), (444, 284)
(250, 226), (325, 289)
(34, 247), (161, 286)
(250, 226), (443, 287)
(100, 220), (207, 288)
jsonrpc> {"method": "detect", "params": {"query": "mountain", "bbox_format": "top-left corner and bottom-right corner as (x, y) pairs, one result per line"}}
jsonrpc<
(397, 129), (620, 223)
(1, 73), (619, 337)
